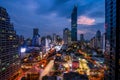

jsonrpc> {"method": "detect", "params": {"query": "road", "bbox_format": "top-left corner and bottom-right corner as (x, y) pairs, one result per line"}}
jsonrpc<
(39, 60), (54, 80)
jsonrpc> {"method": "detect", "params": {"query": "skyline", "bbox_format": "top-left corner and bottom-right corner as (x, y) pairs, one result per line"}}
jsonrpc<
(0, 0), (105, 40)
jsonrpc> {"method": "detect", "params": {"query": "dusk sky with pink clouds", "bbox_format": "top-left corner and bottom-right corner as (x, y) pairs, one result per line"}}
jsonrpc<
(0, 0), (105, 40)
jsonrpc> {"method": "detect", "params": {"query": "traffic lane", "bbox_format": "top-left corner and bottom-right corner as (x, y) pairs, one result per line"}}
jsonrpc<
(39, 60), (54, 80)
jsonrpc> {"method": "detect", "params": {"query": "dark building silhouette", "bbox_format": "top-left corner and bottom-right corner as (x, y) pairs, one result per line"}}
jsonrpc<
(71, 5), (77, 41)
(63, 72), (88, 80)
(96, 30), (101, 40)
(33, 28), (39, 37)
(105, 0), (120, 80)
(42, 75), (57, 80)
(0, 7), (20, 80)
(80, 34), (85, 42)
(95, 30), (102, 49)
(32, 28), (40, 46)
(25, 38), (32, 46)
(18, 35), (24, 46)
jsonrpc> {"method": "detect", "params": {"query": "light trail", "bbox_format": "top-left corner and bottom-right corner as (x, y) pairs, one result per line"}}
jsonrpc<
(39, 60), (54, 80)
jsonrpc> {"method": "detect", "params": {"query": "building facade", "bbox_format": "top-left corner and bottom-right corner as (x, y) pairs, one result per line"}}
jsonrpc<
(52, 33), (57, 44)
(32, 28), (41, 46)
(105, 0), (120, 79)
(25, 38), (32, 46)
(95, 30), (102, 49)
(71, 5), (77, 41)
(0, 7), (20, 80)
(89, 30), (102, 51)
(101, 33), (105, 54)
(89, 37), (95, 49)
(80, 34), (85, 42)
(18, 35), (24, 46)
(63, 28), (71, 44)
(33, 28), (39, 38)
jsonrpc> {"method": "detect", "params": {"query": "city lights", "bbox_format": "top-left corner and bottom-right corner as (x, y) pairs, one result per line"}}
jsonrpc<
(0, 0), (118, 80)
(20, 48), (26, 53)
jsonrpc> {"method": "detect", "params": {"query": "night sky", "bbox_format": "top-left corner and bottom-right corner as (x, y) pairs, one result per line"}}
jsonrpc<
(0, 0), (105, 40)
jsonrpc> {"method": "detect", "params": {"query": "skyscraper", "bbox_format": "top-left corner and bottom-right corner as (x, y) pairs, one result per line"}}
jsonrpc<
(105, 0), (120, 79)
(71, 5), (77, 41)
(18, 35), (24, 46)
(101, 33), (105, 54)
(32, 28), (40, 46)
(53, 33), (57, 44)
(95, 30), (102, 49)
(33, 28), (39, 37)
(80, 34), (85, 42)
(0, 7), (20, 80)
(63, 28), (71, 44)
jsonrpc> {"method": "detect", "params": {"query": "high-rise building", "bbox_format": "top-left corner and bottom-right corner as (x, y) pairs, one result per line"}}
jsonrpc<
(95, 30), (102, 49)
(46, 35), (52, 42)
(18, 35), (24, 46)
(71, 5), (77, 41)
(33, 28), (39, 37)
(80, 34), (85, 42)
(89, 30), (103, 52)
(52, 33), (57, 44)
(25, 38), (32, 46)
(32, 28), (40, 46)
(89, 37), (96, 49)
(56, 35), (62, 45)
(41, 36), (46, 46)
(63, 28), (71, 44)
(0, 7), (20, 80)
(105, 0), (120, 79)
(101, 33), (105, 54)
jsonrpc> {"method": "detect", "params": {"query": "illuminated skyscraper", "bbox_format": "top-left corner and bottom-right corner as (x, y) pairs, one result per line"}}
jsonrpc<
(71, 5), (77, 41)
(0, 7), (20, 80)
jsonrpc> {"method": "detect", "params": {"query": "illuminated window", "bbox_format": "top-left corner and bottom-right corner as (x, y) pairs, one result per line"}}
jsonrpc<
(0, 17), (6, 21)
(9, 35), (13, 37)
(9, 37), (12, 40)
(16, 55), (19, 58)
(72, 24), (77, 27)
(7, 63), (9, 66)
(2, 67), (6, 71)
(13, 45), (16, 47)
(2, 17), (6, 21)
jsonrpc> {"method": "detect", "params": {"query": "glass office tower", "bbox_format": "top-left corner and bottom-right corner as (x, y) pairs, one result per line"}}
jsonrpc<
(105, 0), (120, 79)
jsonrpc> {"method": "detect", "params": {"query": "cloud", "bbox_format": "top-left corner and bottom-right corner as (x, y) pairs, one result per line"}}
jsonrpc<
(77, 16), (95, 25)
(0, 0), (105, 40)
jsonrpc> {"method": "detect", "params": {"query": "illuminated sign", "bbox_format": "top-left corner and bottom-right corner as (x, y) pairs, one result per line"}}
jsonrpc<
(20, 48), (26, 53)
